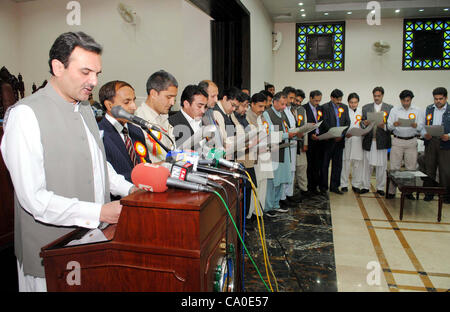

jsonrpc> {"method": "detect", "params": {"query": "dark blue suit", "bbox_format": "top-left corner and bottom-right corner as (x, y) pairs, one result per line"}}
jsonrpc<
(98, 116), (150, 184)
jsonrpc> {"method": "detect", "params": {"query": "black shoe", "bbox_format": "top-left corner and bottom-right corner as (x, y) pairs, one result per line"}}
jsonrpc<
(359, 189), (369, 194)
(405, 194), (416, 200)
(265, 211), (278, 218)
(352, 187), (361, 193)
(310, 189), (321, 196)
(424, 194), (434, 201)
(444, 198), (450, 204)
(377, 190), (385, 196)
(386, 193), (395, 199)
(274, 206), (289, 213)
(330, 188), (344, 195)
(341, 187), (348, 192)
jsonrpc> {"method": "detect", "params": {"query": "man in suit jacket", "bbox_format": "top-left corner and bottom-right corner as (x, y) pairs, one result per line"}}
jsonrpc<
(360, 86), (393, 195)
(294, 89), (308, 198)
(319, 89), (351, 194)
(169, 84), (208, 149)
(98, 80), (150, 186)
(303, 90), (326, 195)
(421, 87), (450, 203)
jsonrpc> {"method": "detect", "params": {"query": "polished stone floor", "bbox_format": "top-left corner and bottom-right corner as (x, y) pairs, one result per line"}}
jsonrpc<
(242, 192), (337, 292)
(242, 176), (450, 292)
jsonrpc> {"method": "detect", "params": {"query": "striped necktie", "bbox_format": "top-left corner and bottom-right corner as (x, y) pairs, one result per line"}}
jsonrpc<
(122, 126), (138, 166)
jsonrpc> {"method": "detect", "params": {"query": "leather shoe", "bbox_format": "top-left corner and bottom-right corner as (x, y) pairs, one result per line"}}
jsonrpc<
(405, 194), (416, 200)
(444, 198), (450, 204)
(330, 188), (344, 195)
(377, 190), (385, 196)
(386, 193), (395, 199)
(341, 187), (348, 192)
(352, 187), (361, 193)
(424, 194), (434, 201)
(359, 189), (369, 194)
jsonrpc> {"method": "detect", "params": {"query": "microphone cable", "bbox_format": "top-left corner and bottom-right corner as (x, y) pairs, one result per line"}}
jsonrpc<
(213, 190), (271, 292)
(244, 171), (279, 292)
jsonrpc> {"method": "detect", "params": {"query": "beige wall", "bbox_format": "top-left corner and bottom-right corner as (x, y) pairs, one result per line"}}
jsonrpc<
(1, 0), (212, 110)
(0, 0), (19, 76)
(241, 0), (274, 95)
(274, 19), (449, 110)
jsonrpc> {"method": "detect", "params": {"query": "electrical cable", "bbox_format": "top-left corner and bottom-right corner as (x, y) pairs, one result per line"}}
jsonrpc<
(244, 171), (279, 292)
(213, 191), (271, 292)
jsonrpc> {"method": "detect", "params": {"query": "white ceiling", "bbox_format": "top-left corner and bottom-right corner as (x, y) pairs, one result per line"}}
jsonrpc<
(262, 0), (450, 23)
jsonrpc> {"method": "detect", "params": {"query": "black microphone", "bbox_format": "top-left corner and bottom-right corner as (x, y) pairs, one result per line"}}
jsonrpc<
(198, 159), (218, 166)
(161, 162), (221, 188)
(111, 106), (161, 131)
(196, 165), (248, 180)
(217, 158), (242, 170)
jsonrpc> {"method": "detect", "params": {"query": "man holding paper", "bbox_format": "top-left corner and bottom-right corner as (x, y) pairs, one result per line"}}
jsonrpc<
(304, 90), (325, 195)
(360, 86), (393, 195)
(421, 87), (450, 203)
(263, 92), (300, 216)
(319, 89), (350, 194)
(386, 90), (423, 199)
(340, 93), (364, 193)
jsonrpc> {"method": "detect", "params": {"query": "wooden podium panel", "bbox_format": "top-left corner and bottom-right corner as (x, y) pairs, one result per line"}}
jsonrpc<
(41, 181), (242, 292)
(0, 126), (14, 249)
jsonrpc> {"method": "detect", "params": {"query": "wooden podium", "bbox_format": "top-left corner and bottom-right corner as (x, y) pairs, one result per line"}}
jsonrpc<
(40, 182), (242, 292)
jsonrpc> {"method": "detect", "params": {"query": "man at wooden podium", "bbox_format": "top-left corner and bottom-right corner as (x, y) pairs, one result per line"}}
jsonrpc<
(0, 32), (137, 291)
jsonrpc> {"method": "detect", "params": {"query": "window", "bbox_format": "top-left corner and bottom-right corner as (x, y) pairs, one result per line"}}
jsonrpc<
(403, 18), (450, 70)
(296, 22), (345, 72)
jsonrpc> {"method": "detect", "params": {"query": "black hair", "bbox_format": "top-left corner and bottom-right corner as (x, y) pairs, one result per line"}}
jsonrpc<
(331, 89), (344, 99)
(238, 92), (251, 103)
(296, 89), (305, 99)
(251, 92), (267, 104)
(265, 83), (274, 91)
(432, 87), (448, 97)
(219, 86), (241, 101)
(260, 90), (273, 100)
(282, 86), (296, 95)
(99, 80), (134, 111)
(48, 32), (103, 75)
(309, 90), (322, 98)
(399, 89), (414, 100)
(146, 70), (178, 95)
(372, 86), (385, 95)
(180, 84), (208, 107)
(347, 92), (360, 102)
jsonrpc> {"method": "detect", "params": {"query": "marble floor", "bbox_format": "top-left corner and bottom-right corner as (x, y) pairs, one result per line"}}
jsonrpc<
(243, 177), (450, 292)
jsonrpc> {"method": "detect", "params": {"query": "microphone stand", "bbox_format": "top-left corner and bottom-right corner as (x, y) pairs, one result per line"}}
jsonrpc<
(141, 126), (172, 153)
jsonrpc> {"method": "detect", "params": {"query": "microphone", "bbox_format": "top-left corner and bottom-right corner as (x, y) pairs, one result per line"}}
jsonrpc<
(198, 159), (218, 166)
(197, 165), (248, 180)
(131, 163), (214, 193)
(217, 158), (242, 170)
(161, 161), (220, 188)
(111, 106), (161, 131)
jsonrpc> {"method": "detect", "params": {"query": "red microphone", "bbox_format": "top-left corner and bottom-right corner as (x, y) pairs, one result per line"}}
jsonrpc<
(131, 163), (170, 192)
(131, 163), (214, 193)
